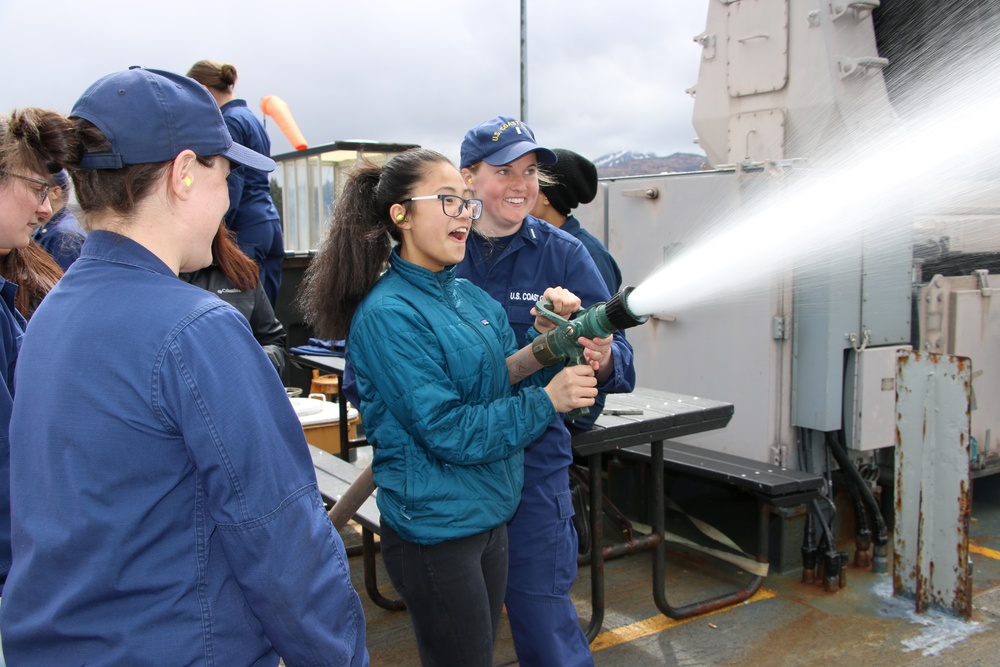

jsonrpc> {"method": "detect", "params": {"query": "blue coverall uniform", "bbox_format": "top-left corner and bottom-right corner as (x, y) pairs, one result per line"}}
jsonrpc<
(0, 277), (25, 591)
(560, 214), (622, 296)
(220, 99), (284, 306)
(554, 214), (625, 433)
(1, 231), (367, 666)
(458, 215), (636, 667)
(33, 205), (86, 270)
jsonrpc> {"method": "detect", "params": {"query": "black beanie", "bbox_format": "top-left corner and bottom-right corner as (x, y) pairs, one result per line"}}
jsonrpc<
(541, 148), (598, 216)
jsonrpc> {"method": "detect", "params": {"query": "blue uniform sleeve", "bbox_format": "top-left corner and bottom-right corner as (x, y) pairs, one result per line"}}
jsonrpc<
(37, 228), (85, 271)
(546, 239), (637, 430)
(158, 309), (368, 666)
(224, 165), (247, 226)
(0, 374), (11, 588)
(223, 112), (248, 225)
(592, 248), (623, 297)
(0, 293), (24, 587)
(350, 299), (553, 467)
(541, 239), (636, 394)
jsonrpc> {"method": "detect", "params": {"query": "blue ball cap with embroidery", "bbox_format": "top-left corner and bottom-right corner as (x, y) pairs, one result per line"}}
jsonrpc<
(460, 115), (557, 169)
(71, 67), (276, 172)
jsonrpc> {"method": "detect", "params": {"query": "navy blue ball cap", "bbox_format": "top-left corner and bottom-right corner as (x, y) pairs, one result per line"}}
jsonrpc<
(460, 115), (557, 169)
(71, 67), (275, 172)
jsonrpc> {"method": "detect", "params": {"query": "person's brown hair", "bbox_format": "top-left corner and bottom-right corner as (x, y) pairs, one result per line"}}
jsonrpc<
(70, 118), (216, 223)
(299, 148), (451, 340)
(212, 223), (259, 291)
(0, 241), (63, 319)
(186, 60), (238, 94)
(0, 107), (79, 185)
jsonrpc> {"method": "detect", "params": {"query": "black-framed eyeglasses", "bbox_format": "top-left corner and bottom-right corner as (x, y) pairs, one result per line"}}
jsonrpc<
(400, 194), (483, 220)
(2, 171), (50, 205)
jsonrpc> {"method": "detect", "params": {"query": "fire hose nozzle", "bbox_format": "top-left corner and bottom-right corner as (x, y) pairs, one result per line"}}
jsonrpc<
(531, 286), (648, 418)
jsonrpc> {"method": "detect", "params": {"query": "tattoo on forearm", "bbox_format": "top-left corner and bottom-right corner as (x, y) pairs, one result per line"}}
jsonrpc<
(507, 346), (541, 385)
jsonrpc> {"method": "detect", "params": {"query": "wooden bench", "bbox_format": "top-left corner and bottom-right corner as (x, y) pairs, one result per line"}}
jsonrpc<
(309, 445), (403, 611)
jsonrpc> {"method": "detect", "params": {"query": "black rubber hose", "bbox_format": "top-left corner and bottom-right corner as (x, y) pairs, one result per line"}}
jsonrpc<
(847, 475), (873, 568)
(797, 428), (818, 582)
(808, 497), (837, 560)
(826, 431), (889, 573)
(826, 431), (873, 567)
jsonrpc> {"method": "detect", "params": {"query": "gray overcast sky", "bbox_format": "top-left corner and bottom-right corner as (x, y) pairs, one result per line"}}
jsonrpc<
(0, 0), (710, 164)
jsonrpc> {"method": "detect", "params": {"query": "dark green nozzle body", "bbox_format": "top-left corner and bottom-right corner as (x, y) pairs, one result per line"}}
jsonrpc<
(532, 285), (648, 419)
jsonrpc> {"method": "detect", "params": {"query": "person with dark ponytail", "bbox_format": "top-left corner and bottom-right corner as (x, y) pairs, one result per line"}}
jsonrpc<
(300, 148), (600, 667)
(181, 222), (288, 376)
(0, 106), (76, 595)
(0, 68), (367, 667)
(188, 59), (284, 306)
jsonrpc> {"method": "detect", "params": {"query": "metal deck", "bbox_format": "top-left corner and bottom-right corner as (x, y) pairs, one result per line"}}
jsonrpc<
(336, 470), (1000, 666)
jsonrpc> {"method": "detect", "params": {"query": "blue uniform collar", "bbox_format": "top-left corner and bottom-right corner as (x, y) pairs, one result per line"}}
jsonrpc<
(0, 275), (15, 308)
(519, 215), (548, 245)
(220, 98), (249, 112)
(79, 230), (177, 278)
(464, 215), (546, 280)
(559, 214), (581, 236)
(33, 206), (69, 237)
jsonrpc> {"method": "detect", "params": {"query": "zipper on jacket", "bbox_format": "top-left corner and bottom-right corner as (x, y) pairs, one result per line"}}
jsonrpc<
(442, 283), (502, 389)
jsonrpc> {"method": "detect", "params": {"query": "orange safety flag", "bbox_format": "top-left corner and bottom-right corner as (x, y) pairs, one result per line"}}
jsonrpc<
(260, 95), (308, 150)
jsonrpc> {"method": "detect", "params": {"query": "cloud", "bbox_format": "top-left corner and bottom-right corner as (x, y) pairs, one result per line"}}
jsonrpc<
(0, 0), (710, 162)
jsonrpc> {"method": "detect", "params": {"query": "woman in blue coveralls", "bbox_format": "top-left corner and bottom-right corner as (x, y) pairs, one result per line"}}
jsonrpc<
(457, 116), (637, 667)
(0, 241), (63, 320)
(531, 148), (621, 297)
(0, 107), (72, 597)
(32, 169), (86, 270)
(0, 68), (367, 667)
(299, 148), (601, 667)
(188, 60), (284, 306)
(530, 147), (624, 436)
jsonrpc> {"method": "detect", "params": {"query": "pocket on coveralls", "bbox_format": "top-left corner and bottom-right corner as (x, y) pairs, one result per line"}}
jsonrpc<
(553, 490), (578, 595)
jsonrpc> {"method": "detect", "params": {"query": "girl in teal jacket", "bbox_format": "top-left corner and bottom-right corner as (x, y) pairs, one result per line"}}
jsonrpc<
(300, 149), (600, 667)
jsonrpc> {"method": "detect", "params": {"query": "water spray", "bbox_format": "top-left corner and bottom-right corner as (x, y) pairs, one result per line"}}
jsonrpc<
(531, 285), (649, 419)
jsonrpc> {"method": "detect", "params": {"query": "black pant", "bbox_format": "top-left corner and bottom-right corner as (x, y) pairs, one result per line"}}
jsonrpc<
(380, 519), (508, 667)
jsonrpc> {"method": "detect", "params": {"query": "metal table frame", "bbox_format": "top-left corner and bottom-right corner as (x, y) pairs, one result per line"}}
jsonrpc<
(572, 389), (738, 639)
(290, 364), (746, 636)
(290, 354), (357, 461)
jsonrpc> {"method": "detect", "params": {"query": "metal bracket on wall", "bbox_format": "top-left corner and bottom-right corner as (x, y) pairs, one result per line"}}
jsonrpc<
(838, 57), (889, 79)
(693, 32), (716, 61)
(771, 316), (788, 340)
(831, 1), (880, 22)
(973, 268), (991, 295)
(621, 188), (659, 199)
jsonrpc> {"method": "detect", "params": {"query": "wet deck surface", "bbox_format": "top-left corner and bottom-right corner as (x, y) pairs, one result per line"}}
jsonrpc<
(335, 473), (1000, 666)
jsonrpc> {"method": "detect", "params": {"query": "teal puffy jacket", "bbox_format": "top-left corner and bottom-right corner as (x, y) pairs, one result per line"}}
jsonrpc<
(349, 250), (555, 544)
